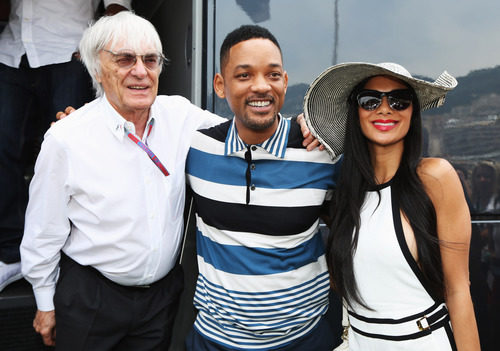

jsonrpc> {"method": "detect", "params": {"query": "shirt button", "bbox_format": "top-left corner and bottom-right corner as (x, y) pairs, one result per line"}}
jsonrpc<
(251, 146), (257, 151)
(250, 184), (256, 191)
(250, 163), (256, 170)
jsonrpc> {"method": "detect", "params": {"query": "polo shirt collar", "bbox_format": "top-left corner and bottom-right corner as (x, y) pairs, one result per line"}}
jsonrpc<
(224, 114), (290, 158)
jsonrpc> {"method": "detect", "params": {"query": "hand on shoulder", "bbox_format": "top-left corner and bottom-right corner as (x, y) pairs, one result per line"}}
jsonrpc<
(296, 113), (325, 151)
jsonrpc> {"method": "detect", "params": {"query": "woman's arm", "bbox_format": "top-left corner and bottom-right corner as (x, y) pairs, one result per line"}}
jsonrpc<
(419, 158), (480, 351)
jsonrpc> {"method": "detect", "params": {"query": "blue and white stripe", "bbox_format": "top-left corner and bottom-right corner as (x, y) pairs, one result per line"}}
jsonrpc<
(225, 114), (290, 158)
(186, 116), (338, 349)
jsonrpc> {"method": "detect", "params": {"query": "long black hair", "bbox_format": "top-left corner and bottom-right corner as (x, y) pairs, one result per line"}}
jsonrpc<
(327, 78), (444, 308)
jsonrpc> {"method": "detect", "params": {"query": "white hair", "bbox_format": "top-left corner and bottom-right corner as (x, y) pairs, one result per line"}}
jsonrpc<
(79, 11), (163, 97)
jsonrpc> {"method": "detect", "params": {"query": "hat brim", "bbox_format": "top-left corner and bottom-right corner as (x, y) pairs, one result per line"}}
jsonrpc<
(303, 62), (457, 160)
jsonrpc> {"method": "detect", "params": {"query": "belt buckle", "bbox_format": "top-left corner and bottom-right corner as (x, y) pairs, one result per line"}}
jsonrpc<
(417, 316), (430, 331)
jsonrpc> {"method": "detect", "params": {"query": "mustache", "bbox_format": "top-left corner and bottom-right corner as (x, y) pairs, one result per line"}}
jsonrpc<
(245, 95), (275, 104)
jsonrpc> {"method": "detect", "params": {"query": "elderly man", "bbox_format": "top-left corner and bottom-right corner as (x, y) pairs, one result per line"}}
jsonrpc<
(20, 12), (222, 350)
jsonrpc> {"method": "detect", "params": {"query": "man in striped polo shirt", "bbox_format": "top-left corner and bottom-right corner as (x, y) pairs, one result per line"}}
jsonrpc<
(185, 25), (340, 351)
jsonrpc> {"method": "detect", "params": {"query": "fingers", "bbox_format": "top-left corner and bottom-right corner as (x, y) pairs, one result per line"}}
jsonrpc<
(65, 106), (76, 115)
(40, 328), (56, 347)
(297, 113), (328, 151)
(306, 140), (326, 151)
(34, 325), (56, 346)
(55, 111), (66, 121)
(55, 106), (76, 121)
(306, 139), (321, 151)
(302, 134), (315, 147)
(296, 113), (311, 138)
(33, 310), (56, 346)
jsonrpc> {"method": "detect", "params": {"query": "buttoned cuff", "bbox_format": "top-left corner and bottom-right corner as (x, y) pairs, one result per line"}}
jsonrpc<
(33, 286), (56, 312)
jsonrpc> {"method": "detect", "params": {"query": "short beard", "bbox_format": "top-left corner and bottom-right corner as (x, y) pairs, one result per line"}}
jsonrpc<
(240, 112), (278, 131)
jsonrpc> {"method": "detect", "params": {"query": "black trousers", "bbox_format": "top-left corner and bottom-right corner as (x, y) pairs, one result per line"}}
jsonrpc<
(54, 254), (184, 351)
(0, 57), (93, 263)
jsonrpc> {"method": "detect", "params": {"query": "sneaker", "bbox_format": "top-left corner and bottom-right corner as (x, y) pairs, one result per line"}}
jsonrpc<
(0, 261), (23, 292)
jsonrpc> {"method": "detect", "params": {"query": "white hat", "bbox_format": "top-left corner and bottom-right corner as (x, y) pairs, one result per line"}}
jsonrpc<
(303, 62), (458, 160)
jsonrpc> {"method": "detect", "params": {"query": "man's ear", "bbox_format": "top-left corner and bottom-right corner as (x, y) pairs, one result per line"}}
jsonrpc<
(213, 73), (226, 98)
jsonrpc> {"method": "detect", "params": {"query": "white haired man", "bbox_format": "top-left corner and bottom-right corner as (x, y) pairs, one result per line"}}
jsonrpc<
(20, 12), (223, 350)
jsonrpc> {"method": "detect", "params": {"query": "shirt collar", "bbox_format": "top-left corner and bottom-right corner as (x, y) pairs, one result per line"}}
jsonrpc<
(224, 114), (290, 158)
(102, 94), (156, 142)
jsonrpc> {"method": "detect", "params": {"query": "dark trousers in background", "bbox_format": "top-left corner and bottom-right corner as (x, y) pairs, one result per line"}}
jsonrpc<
(0, 56), (93, 263)
(54, 254), (184, 351)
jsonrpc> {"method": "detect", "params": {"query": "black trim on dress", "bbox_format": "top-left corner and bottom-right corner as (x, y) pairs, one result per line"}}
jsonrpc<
(391, 188), (440, 301)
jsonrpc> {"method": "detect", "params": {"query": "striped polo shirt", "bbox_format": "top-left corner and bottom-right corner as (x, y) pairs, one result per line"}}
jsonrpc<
(186, 116), (339, 350)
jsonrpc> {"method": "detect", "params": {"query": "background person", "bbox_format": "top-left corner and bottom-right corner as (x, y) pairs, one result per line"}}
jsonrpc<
(471, 161), (499, 214)
(0, 0), (131, 292)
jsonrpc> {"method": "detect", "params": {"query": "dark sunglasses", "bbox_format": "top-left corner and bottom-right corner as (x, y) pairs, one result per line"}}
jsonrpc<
(357, 89), (413, 111)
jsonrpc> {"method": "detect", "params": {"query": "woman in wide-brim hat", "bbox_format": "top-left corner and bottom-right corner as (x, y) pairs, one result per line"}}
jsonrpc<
(304, 62), (480, 350)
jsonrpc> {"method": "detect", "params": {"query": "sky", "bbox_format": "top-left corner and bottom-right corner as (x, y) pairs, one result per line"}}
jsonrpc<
(216, 0), (500, 85)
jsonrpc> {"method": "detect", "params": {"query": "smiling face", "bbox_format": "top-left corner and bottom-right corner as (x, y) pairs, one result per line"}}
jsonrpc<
(358, 75), (413, 149)
(214, 38), (288, 144)
(97, 39), (160, 121)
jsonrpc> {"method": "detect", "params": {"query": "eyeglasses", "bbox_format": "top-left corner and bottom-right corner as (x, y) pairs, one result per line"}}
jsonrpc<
(356, 89), (413, 111)
(103, 49), (166, 70)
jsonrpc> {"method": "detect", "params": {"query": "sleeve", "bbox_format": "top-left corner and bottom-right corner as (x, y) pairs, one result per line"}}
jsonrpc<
(20, 133), (72, 312)
(103, 0), (132, 10)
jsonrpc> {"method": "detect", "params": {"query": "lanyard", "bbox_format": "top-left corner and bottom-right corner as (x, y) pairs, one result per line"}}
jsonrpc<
(125, 120), (169, 177)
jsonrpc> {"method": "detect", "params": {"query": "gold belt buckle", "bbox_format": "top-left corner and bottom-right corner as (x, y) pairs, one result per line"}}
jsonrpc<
(417, 316), (430, 331)
(341, 326), (349, 341)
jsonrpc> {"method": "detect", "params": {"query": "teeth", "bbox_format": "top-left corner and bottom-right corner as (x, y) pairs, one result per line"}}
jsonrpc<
(129, 86), (147, 90)
(248, 101), (270, 107)
(374, 122), (395, 126)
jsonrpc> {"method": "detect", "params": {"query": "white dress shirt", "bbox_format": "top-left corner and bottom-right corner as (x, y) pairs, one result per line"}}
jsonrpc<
(0, 0), (132, 68)
(21, 95), (224, 311)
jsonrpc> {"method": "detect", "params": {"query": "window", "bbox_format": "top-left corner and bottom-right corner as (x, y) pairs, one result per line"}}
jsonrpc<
(207, 1), (500, 349)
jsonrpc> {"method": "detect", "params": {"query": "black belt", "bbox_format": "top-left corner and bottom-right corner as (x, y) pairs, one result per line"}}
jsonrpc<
(60, 252), (180, 292)
(348, 302), (452, 341)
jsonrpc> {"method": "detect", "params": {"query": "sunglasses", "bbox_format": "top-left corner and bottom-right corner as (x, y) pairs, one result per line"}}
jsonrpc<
(103, 49), (166, 70)
(356, 89), (413, 111)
